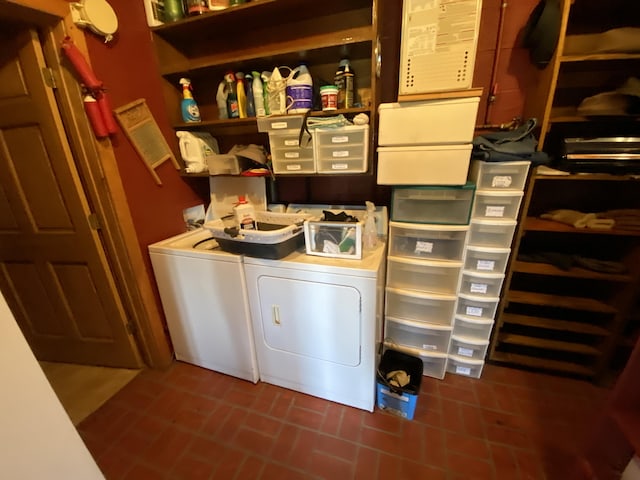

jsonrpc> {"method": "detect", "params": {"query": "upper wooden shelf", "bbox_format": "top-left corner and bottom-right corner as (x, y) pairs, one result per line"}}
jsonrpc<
(524, 217), (640, 237)
(508, 290), (618, 314)
(549, 106), (640, 124)
(491, 351), (595, 377)
(560, 52), (640, 63)
(512, 261), (633, 282)
(535, 171), (640, 181)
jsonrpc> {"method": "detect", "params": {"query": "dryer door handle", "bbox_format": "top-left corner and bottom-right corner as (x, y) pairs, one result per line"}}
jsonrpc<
(272, 305), (281, 325)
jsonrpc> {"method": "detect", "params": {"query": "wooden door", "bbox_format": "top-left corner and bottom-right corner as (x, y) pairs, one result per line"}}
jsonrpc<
(0, 27), (141, 368)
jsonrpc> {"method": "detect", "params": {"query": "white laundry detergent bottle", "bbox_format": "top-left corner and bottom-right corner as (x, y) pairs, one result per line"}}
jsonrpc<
(265, 66), (289, 115)
(286, 64), (313, 114)
(233, 195), (256, 230)
(176, 131), (219, 173)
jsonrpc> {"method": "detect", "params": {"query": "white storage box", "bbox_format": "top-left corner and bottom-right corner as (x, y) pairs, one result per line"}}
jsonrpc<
(447, 355), (485, 379)
(469, 160), (531, 191)
(391, 183), (475, 225)
(385, 287), (456, 326)
(472, 190), (524, 221)
(314, 125), (368, 174)
(456, 293), (499, 322)
(269, 130), (315, 174)
(468, 219), (517, 248)
(257, 114), (304, 133)
(377, 144), (472, 185)
(286, 204), (388, 239)
(377, 98), (480, 146)
(449, 335), (489, 361)
(384, 343), (448, 380)
(463, 246), (511, 274)
(453, 315), (494, 341)
(459, 271), (505, 298)
(303, 220), (363, 259)
(207, 153), (245, 175)
(386, 256), (462, 295)
(389, 222), (468, 262)
(385, 317), (452, 353)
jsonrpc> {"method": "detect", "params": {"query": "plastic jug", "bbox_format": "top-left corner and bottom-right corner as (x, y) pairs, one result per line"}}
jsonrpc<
(286, 64), (313, 114)
(176, 131), (219, 173)
(265, 67), (288, 115)
(252, 71), (266, 117)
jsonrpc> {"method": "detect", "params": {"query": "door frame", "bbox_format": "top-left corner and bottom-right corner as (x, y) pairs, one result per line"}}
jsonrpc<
(0, 1), (173, 368)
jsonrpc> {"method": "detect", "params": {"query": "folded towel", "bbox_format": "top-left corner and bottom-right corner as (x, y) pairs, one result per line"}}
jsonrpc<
(540, 209), (595, 228)
(585, 218), (615, 230)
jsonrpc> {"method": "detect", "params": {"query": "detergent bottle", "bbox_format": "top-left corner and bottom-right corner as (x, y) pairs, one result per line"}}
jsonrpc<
(223, 72), (239, 118)
(252, 71), (266, 117)
(245, 73), (256, 117)
(216, 80), (228, 119)
(334, 59), (355, 109)
(286, 64), (313, 114)
(179, 78), (201, 123)
(261, 71), (271, 115)
(236, 72), (247, 118)
(233, 195), (256, 230)
(266, 67), (288, 115)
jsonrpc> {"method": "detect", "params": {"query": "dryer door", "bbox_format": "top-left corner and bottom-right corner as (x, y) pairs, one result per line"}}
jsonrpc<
(256, 276), (361, 366)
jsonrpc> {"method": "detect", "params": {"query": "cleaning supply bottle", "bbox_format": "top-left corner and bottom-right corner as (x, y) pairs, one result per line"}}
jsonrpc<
(286, 64), (313, 114)
(251, 71), (266, 117)
(216, 80), (228, 119)
(334, 59), (355, 109)
(245, 73), (256, 117)
(260, 71), (271, 116)
(179, 78), (201, 123)
(233, 195), (256, 230)
(236, 72), (247, 118)
(224, 72), (239, 118)
(363, 201), (378, 250)
(266, 66), (287, 115)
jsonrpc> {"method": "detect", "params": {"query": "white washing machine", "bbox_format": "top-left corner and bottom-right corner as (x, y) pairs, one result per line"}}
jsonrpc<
(149, 229), (259, 383)
(243, 243), (386, 411)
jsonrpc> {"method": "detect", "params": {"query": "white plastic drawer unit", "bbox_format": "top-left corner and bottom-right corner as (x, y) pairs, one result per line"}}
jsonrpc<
(472, 190), (524, 221)
(468, 219), (517, 248)
(385, 287), (456, 326)
(449, 335), (490, 361)
(385, 343), (448, 380)
(388, 222), (468, 262)
(391, 183), (475, 225)
(314, 125), (368, 174)
(456, 293), (499, 321)
(469, 160), (531, 191)
(463, 246), (511, 274)
(386, 256), (462, 295)
(447, 355), (485, 379)
(269, 131), (315, 174)
(257, 115), (304, 133)
(459, 271), (505, 298)
(453, 315), (494, 341)
(385, 317), (452, 353)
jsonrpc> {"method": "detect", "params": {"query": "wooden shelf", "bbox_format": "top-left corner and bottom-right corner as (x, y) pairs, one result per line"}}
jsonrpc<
(498, 333), (602, 356)
(512, 261), (632, 282)
(524, 217), (640, 237)
(549, 106), (640, 124)
(502, 313), (610, 336)
(560, 52), (640, 63)
(491, 351), (595, 377)
(508, 290), (618, 314)
(535, 171), (640, 182)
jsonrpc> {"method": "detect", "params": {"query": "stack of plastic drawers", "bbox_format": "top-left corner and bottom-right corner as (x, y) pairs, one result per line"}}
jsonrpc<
(384, 184), (475, 379)
(446, 160), (531, 378)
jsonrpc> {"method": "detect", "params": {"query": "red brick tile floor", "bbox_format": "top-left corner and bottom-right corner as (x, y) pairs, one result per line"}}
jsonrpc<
(77, 361), (609, 480)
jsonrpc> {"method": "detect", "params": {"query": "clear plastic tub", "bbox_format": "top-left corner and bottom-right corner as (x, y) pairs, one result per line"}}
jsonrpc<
(257, 114), (304, 132)
(446, 355), (485, 378)
(449, 335), (490, 361)
(468, 219), (517, 248)
(269, 131), (315, 174)
(315, 125), (368, 173)
(472, 190), (524, 221)
(385, 317), (452, 353)
(389, 222), (468, 262)
(391, 183), (475, 225)
(463, 246), (511, 274)
(385, 287), (456, 326)
(386, 256), (462, 295)
(385, 343), (448, 380)
(453, 315), (495, 341)
(459, 271), (505, 298)
(469, 160), (531, 191)
(456, 293), (500, 321)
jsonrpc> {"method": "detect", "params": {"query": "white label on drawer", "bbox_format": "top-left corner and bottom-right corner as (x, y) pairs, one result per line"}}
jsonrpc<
(466, 306), (483, 317)
(332, 150), (349, 158)
(332, 163), (349, 170)
(422, 344), (437, 351)
(271, 121), (287, 129)
(284, 152), (300, 159)
(477, 260), (495, 271)
(286, 164), (302, 171)
(492, 175), (512, 188)
(456, 366), (472, 375)
(415, 241), (434, 254)
(284, 139), (299, 146)
(457, 347), (474, 357)
(331, 135), (349, 143)
(470, 283), (488, 294)
(485, 205), (505, 217)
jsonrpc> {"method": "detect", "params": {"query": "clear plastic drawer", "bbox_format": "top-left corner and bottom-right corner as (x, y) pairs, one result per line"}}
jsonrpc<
(385, 287), (456, 326)
(446, 355), (485, 379)
(389, 222), (468, 262)
(449, 335), (490, 361)
(469, 160), (530, 191)
(391, 183), (475, 225)
(472, 191), (524, 221)
(386, 256), (462, 295)
(459, 271), (504, 298)
(468, 219), (517, 248)
(453, 315), (494, 341)
(386, 343), (448, 380)
(455, 293), (500, 321)
(385, 317), (452, 353)
(463, 246), (511, 274)
(314, 125), (369, 174)
(269, 131), (315, 174)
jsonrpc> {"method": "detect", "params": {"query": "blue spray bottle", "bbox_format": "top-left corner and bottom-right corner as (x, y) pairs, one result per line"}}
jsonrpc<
(179, 78), (201, 123)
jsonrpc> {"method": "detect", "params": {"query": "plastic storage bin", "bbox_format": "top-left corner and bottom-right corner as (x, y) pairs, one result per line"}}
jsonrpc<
(453, 315), (494, 341)
(389, 222), (468, 262)
(377, 144), (472, 185)
(257, 114), (304, 133)
(376, 349), (423, 419)
(269, 131), (315, 174)
(387, 344), (448, 380)
(469, 160), (530, 191)
(459, 271), (505, 298)
(386, 256), (462, 295)
(391, 183), (475, 225)
(314, 125), (368, 173)
(385, 287), (456, 326)
(385, 317), (452, 353)
(456, 293), (499, 321)
(449, 335), (490, 361)
(468, 219), (517, 248)
(463, 246), (511, 274)
(471, 190), (524, 221)
(446, 355), (485, 378)
(303, 220), (363, 259)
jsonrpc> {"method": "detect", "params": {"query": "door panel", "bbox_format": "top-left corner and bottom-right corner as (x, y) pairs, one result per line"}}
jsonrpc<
(0, 27), (140, 367)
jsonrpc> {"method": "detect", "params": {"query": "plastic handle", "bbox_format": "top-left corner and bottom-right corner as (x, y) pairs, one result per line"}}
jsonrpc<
(272, 305), (281, 325)
(375, 35), (382, 79)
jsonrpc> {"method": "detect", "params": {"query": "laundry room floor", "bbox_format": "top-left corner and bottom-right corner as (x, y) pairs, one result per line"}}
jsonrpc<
(77, 361), (608, 480)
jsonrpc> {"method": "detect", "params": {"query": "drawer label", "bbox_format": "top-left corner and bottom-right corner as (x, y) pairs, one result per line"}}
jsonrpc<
(285, 152), (300, 158)
(415, 241), (434, 254)
(456, 365), (472, 375)
(470, 283), (488, 294)
(485, 205), (505, 217)
(271, 121), (288, 129)
(286, 164), (302, 171)
(284, 139), (299, 146)
(492, 175), (513, 188)
(332, 163), (349, 170)
(477, 260), (495, 271)
(466, 306), (483, 317)
(458, 347), (474, 357)
(422, 344), (437, 351)
(333, 150), (349, 158)
(331, 135), (349, 143)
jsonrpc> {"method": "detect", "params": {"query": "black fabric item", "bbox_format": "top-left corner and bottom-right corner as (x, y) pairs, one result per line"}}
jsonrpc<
(472, 118), (551, 165)
(522, 0), (562, 68)
(518, 251), (627, 274)
(322, 210), (359, 223)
